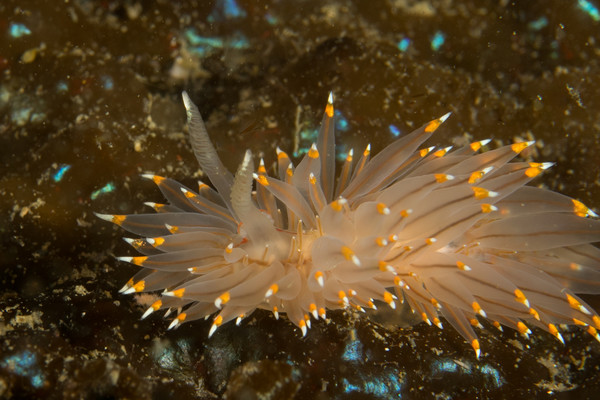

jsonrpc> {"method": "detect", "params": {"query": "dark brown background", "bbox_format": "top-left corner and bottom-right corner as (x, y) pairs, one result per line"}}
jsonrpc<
(1, 0), (599, 398)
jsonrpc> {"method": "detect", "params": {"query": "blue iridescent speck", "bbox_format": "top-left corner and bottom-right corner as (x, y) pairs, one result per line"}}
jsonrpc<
(397, 38), (411, 52)
(578, 0), (600, 21)
(1, 350), (45, 388)
(208, 0), (247, 22)
(91, 182), (116, 200)
(9, 23), (31, 38)
(430, 31), (445, 51)
(53, 164), (71, 182)
(389, 124), (401, 137)
(528, 16), (548, 31)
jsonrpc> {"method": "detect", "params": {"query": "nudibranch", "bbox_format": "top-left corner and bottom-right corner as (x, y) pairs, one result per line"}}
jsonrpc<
(97, 91), (600, 357)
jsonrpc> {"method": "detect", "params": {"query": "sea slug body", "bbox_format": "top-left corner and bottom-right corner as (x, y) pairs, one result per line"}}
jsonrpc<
(97, 92), (600, 357)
